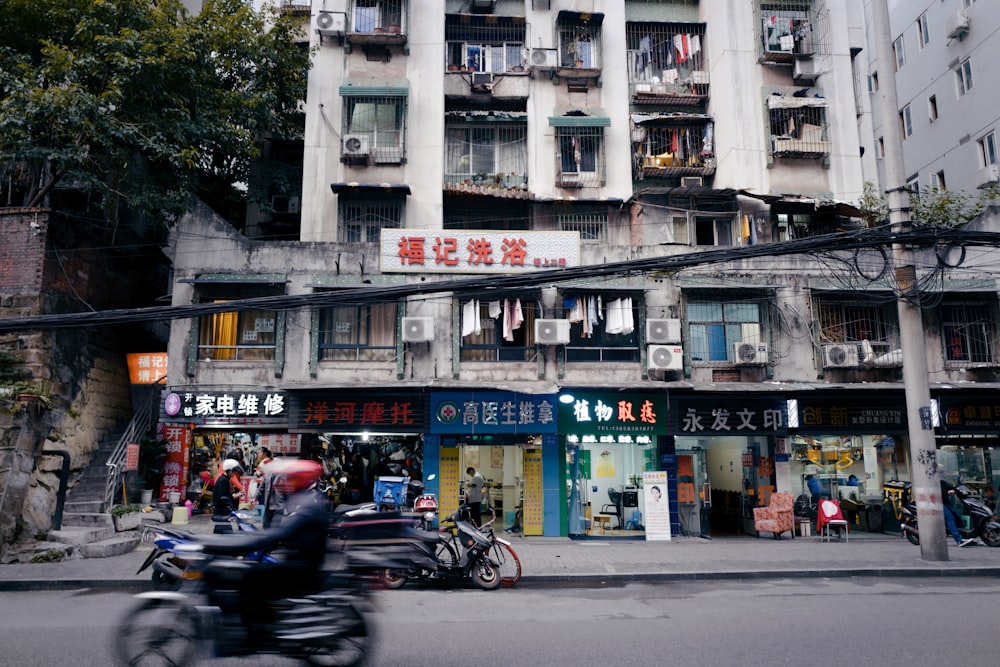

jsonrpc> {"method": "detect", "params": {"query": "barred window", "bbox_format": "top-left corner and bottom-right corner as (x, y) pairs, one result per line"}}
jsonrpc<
(445, 15), (526, 72)
(445, 120), (527, 186)
(460, 298), (539, 362)
(351, 0), (403, 33)
(340, 195), (402, 243)
(689, 301), (762, 363)
(343, 96), (406, 164)
(943, 302), (996, 364)
(558, 21), (601, 68)
(564, 293), (641, 363)
(556, 127), (604, 188)
(558, 208), (607, 244)
(626, 22), (707, 84)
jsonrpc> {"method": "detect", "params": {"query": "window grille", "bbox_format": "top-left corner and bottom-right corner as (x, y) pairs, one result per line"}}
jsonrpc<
(626, 22), (707, 91)
(816, 300), (897, 355)
(769, 100), (830, 158)
(351, 0), (403, 33)
(757, 1), (820, 63)
(340, 196), (402, 243)
(444, 120), (527, 187)
(558, 209), (607, 244)
(460, 298), (539, 362)
(774, 210), (865, 240)
(564, 293), (641, 363)
(198, 304), (278, 361)
(943, 302), (997, 365)
(343, 95), (407, 164)
(318, 303), (397, 362)
(556, 127), (604, 188)
(557, 19), (601, 68)
(688, 300), (763, 364)
(445, 15), (526, 72)
(635, 122), (715, 177)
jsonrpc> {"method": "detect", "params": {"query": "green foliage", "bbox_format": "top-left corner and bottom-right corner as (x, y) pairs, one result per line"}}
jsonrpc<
(111, 503), (142, 516)
(138, 436), (169, 491)
(0, 0), (312, 230)
(858, 181), (889, 227)
(857, 180), (998, 229)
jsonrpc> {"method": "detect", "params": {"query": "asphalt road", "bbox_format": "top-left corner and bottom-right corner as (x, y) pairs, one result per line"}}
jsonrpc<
(2, 577), (998, 666)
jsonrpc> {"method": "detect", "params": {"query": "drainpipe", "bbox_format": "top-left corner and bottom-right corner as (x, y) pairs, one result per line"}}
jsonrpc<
(42, 450), (71, 531)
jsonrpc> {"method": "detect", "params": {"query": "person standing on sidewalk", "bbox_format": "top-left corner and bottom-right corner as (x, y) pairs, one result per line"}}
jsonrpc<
(465, 466), (486, 527)
(942, 478), (974, 547)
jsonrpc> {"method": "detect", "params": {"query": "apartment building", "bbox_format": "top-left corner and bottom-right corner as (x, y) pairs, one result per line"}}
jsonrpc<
(162, 1), (1000, 541)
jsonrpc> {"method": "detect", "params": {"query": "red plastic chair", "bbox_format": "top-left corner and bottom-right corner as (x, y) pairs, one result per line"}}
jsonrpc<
(817, 499), (849, 542)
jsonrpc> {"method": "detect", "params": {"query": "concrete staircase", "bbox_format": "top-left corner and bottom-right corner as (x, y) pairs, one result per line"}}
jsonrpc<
(46, 427), (145, 559)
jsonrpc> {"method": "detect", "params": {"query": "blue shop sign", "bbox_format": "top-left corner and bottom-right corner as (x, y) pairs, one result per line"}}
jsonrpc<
(430, 392), (558, 435)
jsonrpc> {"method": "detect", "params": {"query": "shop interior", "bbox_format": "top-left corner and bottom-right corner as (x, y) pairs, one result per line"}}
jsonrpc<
(455, 439), (525, 532)
(567, 439), (657, 537)
(676, 435), (761, 538)
(937, 440), (1000, 510)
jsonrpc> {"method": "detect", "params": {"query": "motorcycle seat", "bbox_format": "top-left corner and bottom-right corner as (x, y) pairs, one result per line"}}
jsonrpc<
(197, 533), (273, 557)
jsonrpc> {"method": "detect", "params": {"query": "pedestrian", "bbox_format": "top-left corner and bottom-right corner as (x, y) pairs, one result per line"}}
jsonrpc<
(249, 447), (273, 504)
(465, 466), (486, 527)
(212, 459), (245, 529)
(259, 456), (288, 528)
(941, 478), (974, 547)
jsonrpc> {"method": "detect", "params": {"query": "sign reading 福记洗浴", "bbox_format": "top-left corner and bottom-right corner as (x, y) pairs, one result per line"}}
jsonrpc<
(380, 230), (580, 274)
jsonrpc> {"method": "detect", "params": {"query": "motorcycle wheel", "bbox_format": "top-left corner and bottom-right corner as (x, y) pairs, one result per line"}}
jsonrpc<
(470, 557), (502, 590)
(150, 569), (177, 591)
(980, 522), (1000, 547)
(378, 568), (408, 589)
(904, 526), (920, 546)
(302, 601), (371, 667)
(114, 596), (198, 667)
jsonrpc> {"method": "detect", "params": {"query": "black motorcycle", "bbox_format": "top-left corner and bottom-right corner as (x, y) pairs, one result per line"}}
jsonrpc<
(900, 482), (1000, 547)
(114, 531), (382, 667)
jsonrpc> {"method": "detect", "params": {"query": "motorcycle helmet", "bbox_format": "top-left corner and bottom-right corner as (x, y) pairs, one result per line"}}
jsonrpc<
(222, 459), (243, 474)
(270, 459), (322, 494)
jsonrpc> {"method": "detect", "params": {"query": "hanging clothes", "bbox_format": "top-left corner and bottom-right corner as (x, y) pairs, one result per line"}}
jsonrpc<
(462, 300), (481, 338)
(605, 298), (624, 335)
(673, 34), (689, 63)
(503, 298), (524, 342)
(567, 297), (585, 323)
(621, 297), (635, 335)
(587, 295), (600, 339)
(488, 300), (501, 319)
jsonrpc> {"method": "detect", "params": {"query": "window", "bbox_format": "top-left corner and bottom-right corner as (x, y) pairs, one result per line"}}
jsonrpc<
(899, 105), (912, 139)
(460, 298), (539, 362)
(928, 95), (938, 122)
(877, 137), (885, 158)
(978, 132), (997, 167)
(769, 101), (830, 158)
(634, 123), (716, 175)
(564, 293), (641, 363)
(774, 210), (863, 241)
(917, 14), (929, 49)
(759, 3), (814, 59)
(931, 170), (946, 190)
(351, 0), (403, 33)
(445, 15), (526, 72)
(444, 117), (527, 187)
(626, 22), (707, 84)
(943, 302), (996, 364)
(892, 36), (905, 70)
(340, 195), (402, 243)
(556, 127), (605, 188)
(694, 216), (734, 246)
(558, 19), (601, 68)
(558, 208), (608, 244)
(816, 299), (898, 360)
(688, 300), (763, 363)
(342, 95), (407, 164)
(194, 281), (285, 362)
(956, 58), (973, 97)
(318, 303), (397, 362)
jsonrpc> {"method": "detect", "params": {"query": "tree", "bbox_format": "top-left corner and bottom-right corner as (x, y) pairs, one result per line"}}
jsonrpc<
(0, 0), (311, 231)
(858, 180), (997, 228)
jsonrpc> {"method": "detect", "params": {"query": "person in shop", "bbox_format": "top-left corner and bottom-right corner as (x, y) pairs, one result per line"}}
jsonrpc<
(805, 474), (825, 500)
(941, 478), (975, 547)
(465, 466), (486, 527)
(213, 459), (245, 530)
(846, 474), (860, 486)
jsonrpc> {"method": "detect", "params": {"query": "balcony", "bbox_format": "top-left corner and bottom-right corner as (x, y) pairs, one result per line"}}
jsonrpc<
(631, 114), (716, 180)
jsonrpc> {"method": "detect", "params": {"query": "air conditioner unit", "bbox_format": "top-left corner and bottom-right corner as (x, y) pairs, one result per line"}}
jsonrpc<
(271, 195), (300, 214)
(343, 134), (370, 158)
(648, 344), (684, 371)
(471, 72), (494, 86)
(792, 58), (817, 83)
(680, 176), (703, 187)
(823, 344), (859, 368)
(402, 317), (434, 343)
(530, 48), (558, 68)
(948, 11), (970, 39)
(989, 164), (1000, 182)
(316, 11), (346, 37)
(733, 341), (768, 365)
(646, 319), (682, 344)
(535, 319), (570, 345)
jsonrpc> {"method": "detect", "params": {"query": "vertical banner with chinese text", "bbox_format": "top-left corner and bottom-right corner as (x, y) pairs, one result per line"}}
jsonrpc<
(159, 424), (191, 503)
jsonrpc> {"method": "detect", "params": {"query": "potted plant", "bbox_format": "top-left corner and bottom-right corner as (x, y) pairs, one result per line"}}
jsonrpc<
(111, 504), (144, 531)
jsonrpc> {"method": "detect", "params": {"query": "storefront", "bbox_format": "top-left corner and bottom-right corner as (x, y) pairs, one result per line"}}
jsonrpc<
(559, 390), (670, 539)
(789, 391), (911, 532)
(428, 391), (559, 535)
(934, 391), (1000, 511)
(287, 390), (428, 504)
(669, 393), (788, 538)
(159, 388), (293, 508)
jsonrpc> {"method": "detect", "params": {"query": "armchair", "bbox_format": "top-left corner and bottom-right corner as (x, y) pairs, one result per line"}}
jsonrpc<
(753, 492), (795, 539)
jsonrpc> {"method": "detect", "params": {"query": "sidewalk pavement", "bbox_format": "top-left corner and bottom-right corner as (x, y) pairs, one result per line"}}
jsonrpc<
(2, 512), (999, 592)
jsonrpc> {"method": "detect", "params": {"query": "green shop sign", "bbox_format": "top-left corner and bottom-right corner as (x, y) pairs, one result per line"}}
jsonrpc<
(557, 391), (668, 442)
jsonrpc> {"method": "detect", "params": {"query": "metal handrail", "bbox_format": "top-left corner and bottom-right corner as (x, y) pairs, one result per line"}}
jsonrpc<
(103, 387), (162, 511)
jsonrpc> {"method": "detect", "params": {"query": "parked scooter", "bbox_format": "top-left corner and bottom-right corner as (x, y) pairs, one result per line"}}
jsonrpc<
(137, 510), (271, 590)
(376, 507), (501, 590)
(900, 481), (1000, 547)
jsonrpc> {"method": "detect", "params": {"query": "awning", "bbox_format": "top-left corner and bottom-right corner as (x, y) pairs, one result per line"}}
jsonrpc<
(741, 191), (863, 218)
(557, 11), (604, 25)
(178, 274), (288, 285)
(631, 112), (713, 125)
(330, 183), (411, 195)
(339, 79), (409, 97)
(767, 93), (828, 109)
(548, 109), (611, 127)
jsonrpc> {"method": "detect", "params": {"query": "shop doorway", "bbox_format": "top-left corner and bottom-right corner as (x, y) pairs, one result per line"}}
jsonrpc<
(457, 443), (524, 532)
(676, 436), (754, 537)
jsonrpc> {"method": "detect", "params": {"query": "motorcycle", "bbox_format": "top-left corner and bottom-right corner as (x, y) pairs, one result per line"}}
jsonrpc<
(376, 508), (501, 591)
(900, 482), (1000, 547)
(137, 510), (273, 591)
(114, 532), (378, 667)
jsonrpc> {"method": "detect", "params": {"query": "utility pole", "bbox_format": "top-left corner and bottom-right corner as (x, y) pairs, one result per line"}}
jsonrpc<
(870, 0), (947, 560)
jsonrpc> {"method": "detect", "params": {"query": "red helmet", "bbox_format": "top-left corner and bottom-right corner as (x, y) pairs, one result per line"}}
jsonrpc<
(269, 459), (322, 494)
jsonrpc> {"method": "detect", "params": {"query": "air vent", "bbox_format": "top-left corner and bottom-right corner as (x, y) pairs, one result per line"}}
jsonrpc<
(646, 319), (682, 344)
(648, 344), (683, 371)
(535, 319), (570, 345)
(733, 341), (768, 365)
(402, 317), (434, 343)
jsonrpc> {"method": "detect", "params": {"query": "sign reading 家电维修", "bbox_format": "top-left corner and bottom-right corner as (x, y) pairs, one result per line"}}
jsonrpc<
(668, 395), (788, 436)
(430, 392), (558, 435)
(380, 230), (580, 273)
(161, 390), (288, 425)
(559, 392), (669, 443)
